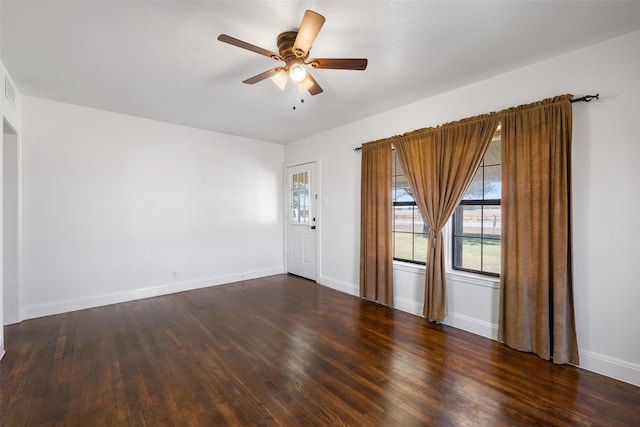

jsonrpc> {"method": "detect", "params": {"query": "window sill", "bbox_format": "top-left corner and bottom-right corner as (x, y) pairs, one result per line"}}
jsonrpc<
(392, 261), (499, 289)
(393, 260), (426, 275)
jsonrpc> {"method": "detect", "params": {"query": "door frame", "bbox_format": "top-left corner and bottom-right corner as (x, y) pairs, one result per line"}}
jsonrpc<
(284, 156), (320, 281)
(3, 118), (21, 326)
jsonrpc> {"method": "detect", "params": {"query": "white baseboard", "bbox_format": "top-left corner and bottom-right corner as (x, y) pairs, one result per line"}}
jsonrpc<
(317, 275), (358, 296)
(394, 296), (423, 317)
(441, 311), (499, 340)
(21, 266), (284, 320)
(0, 339), (4, 361)
(578, 349), (640, 387)
(393, 300), (499, 342)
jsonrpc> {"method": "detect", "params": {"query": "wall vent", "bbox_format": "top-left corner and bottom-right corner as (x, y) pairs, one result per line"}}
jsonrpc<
(5, 76), (16, 107)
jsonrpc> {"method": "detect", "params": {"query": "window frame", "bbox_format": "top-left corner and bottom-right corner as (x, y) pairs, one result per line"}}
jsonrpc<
(392, 149), (428, 266)
(392, 200), (428, 266)
(451, 136), (501, 277)
(451, 199), (501, 277)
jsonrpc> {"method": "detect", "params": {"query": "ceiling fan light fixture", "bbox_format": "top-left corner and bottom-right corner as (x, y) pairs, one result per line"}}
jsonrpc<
(289, 63), (307, 83)
(271, 70), (288, 90)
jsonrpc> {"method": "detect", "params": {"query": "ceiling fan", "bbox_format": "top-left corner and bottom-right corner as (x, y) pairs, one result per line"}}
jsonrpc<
(217, 10), (368, 96)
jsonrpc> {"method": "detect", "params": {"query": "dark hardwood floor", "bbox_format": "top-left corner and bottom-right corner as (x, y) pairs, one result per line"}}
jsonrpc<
(1, 274), (638, 426)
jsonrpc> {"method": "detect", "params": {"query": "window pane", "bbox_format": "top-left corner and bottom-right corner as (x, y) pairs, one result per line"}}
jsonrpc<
(414, 233), (428, 263)
(392, 150), (405, 176)
(393, 180), (413, 202)
(483, 207), (501, 239)
(483, 239), (501, 274)
(462, 170), (484, 200)
(460, 205), (482, 236)
(483, 139), (501, 167)
(462, 139), (501, 201)
(392, 153), (413, 202)
(413, 207), (428, 234)
(453, 236), (482, 271)
(392, 231), (428, 263)
(393, 232), (414, 260)
(484, 165), (501, 200)
(394, 206), (414, 232)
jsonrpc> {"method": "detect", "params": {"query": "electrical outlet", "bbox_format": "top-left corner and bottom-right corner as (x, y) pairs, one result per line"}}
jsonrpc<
(171, 271), (178, 279)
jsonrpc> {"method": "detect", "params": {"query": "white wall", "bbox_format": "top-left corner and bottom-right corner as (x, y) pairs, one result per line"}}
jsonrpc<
(20, 96), (284, 318)
(285, 29), (640, 386)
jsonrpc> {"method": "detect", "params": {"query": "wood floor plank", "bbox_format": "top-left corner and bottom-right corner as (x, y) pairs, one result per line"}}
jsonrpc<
(1, 274), (639, 426)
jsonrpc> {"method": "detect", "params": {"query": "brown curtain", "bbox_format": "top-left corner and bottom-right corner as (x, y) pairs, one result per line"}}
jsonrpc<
(395, 115), (500, 321)
(360, 139), (393, 306)
(498, 95), (579, 365)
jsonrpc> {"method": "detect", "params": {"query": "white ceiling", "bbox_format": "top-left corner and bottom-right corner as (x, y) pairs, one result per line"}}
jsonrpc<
(3, 1), (640, 144)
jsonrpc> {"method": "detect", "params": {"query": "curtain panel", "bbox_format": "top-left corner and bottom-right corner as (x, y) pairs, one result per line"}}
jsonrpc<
(360, 139), (394, 306)
(357, 94), (579, 365)
(498, 95), (579, 365)
(394, 115), (500, 321)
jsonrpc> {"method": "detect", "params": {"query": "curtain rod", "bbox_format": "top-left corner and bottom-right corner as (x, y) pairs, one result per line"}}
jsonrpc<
(570, 93), (599, 103)
(353, 94), (600, 151)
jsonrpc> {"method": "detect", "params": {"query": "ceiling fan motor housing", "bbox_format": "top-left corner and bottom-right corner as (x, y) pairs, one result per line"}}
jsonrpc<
(277, 31), (308, 72)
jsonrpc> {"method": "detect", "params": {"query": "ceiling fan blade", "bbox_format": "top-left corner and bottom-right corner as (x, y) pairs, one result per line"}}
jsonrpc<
(218, 34), (282, 60)
(309, 58), (368, 70)
(303, 71), (323, 96)
(293, 10), (326, 58)
(243, 68), (280, 84)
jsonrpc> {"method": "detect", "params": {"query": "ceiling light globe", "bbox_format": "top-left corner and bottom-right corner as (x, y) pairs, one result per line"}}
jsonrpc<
(290, 64), (307, 83)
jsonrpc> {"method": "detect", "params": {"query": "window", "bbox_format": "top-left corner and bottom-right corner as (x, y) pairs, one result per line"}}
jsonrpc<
(452, 135), (501, 276)
(391, 130), (501, 273)
(392, 150), (428, 264)
(290, 171), (310, 224)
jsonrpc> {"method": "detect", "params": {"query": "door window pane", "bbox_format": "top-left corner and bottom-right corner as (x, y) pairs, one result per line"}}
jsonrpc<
(290, 171), (309, 224)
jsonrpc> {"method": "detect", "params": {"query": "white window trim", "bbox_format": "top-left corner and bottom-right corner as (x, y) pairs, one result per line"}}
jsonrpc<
(393, 259), (426, 275)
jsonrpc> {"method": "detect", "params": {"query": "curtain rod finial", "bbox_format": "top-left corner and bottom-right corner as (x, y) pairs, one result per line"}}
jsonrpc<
(571, 93), (599, 103)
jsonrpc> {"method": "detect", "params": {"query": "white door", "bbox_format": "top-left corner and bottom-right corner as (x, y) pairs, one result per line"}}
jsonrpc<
(286, 162), (317, 280)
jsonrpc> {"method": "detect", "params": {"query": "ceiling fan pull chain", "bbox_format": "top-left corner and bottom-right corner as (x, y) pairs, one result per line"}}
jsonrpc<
(292, 82), (296, 110)
(292, 81), (305, 110)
